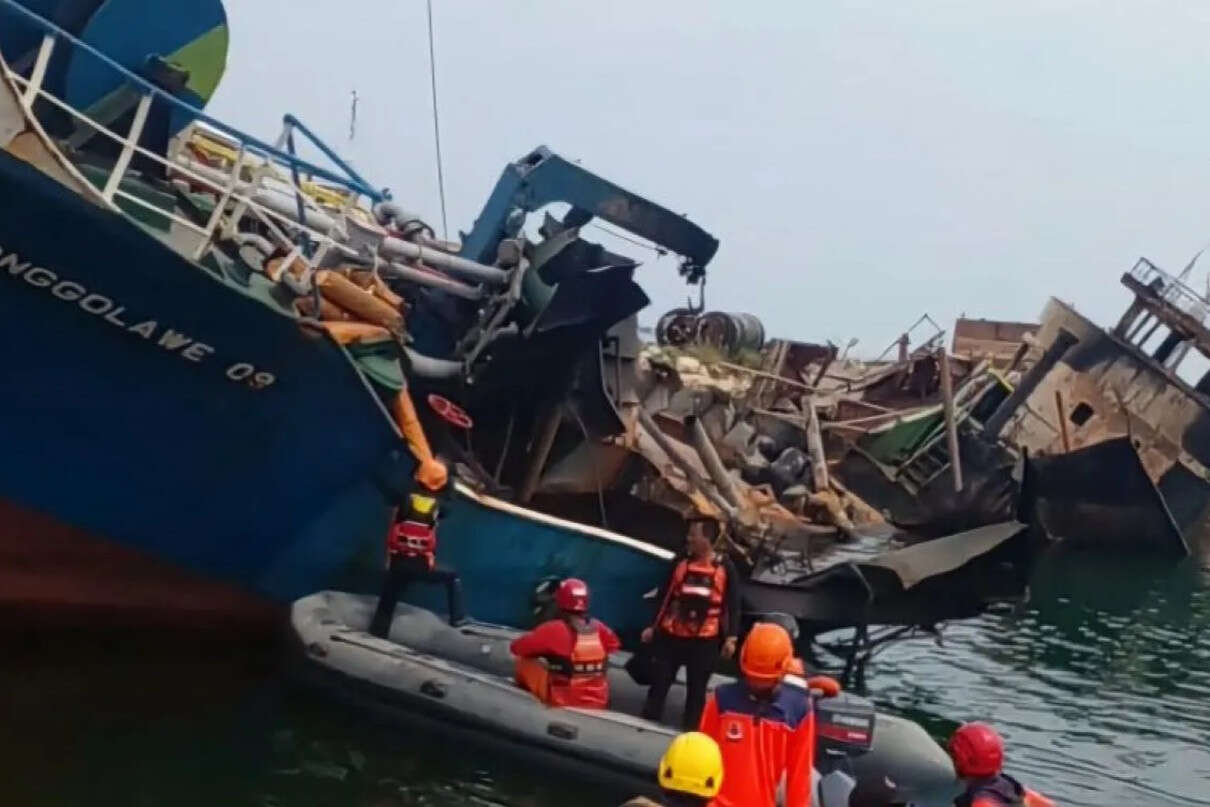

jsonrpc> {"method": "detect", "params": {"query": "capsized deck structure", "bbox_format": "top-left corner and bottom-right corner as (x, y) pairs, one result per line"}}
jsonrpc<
(986, 257), (1210, 555)
(839, 256), (1204, 557)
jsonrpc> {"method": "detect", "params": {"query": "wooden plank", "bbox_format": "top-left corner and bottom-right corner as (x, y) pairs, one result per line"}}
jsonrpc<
(518, 403), (562, 503)
(1055, 389), (1071, 452)
(715, 357), (815, 393)
(803, 395), (829, 491)
(939, 349), (964, 492)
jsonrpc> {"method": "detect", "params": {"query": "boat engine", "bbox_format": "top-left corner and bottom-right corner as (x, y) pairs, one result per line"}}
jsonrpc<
(816, 695), (876, 756)
(813, 695), (878, 807)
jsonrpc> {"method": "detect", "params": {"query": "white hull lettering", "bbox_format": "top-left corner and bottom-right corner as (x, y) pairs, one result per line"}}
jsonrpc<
(0, 251), (30, 276)
(129, 320), (157, 339)
(104, 306), (129, 328)
(0, 243), (277, 389)
(226, 363), (254, 381)
(157, 329), (192, 352)
(24, 267), (54, 288)
(79, 293), (114, 316)
(182, 342), (214, 362)
(51, 281), (84, 302)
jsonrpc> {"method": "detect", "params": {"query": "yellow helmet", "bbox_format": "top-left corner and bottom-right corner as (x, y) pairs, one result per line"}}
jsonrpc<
(657, 732), (723, 799)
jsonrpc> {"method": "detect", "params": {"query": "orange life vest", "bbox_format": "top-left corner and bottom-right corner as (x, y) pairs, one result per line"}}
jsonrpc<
(543, 619), (609, 708)
(658, 557), (727, 639)
(386, 492), (439, 567)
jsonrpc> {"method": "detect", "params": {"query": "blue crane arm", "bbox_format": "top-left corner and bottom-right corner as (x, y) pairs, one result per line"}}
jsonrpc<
(459, 146), (718, 282)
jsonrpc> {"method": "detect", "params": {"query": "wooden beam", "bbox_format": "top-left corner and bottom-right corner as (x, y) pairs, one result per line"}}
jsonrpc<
(938, 349), (964, 492)
(717, 357), (814, 393)
(518, 403), (562, 504)
(1055, 389), (1071, 452)
(803, 395), (830, 492)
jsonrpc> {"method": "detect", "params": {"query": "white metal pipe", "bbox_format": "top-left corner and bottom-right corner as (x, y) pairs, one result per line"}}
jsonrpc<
(177, 156), (508, 286)
(382, 261), (483, 301)
(405, 348), (462, 379)
(379, 236), (507, 286)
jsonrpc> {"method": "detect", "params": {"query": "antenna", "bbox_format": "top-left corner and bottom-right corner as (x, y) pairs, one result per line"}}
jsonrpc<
(1177, 246), (1203, 283)
(426, 0), (449, 240)
(349, 90), (358, 143)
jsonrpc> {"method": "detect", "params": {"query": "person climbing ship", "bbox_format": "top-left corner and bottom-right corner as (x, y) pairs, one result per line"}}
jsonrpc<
(368, 456), (466, 636)
(370, 387), (466, 637)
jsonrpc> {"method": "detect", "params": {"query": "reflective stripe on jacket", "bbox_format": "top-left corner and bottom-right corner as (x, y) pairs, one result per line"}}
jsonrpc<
(657, 557), (728, 639)
(511, 617), (621, 708)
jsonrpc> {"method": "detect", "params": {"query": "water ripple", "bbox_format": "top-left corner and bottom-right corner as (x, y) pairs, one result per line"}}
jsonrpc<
(864, 554), (1210, 806)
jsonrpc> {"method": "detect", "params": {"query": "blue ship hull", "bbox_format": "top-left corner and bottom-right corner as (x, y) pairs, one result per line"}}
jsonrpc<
(0, 148), (672, 633)
(0, 0), (717, 636)
(415, 485), (672, 639)
(0, 146), (399, 605)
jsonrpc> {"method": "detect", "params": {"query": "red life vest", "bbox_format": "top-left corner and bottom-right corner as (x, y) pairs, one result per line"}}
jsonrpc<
(386, 492), (439, 567)
(658, 557), (727, 639)
(543, 618), (609, 708)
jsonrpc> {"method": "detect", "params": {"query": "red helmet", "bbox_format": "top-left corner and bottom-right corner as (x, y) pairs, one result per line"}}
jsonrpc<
(948, 722), (1004, 779)
(555, 578), (590, 614)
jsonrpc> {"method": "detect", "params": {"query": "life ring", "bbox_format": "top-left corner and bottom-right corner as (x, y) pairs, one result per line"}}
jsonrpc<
(427, 394), (473, 430)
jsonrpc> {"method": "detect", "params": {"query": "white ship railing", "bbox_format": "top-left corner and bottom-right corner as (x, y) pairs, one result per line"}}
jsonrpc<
(0, 0), (382, 271)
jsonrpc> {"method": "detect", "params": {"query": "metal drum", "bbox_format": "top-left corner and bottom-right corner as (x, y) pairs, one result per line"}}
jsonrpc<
(695, 311), (766, 353)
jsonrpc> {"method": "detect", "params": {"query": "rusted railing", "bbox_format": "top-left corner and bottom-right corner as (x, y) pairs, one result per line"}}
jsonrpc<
(1129, 257), (1210, 326)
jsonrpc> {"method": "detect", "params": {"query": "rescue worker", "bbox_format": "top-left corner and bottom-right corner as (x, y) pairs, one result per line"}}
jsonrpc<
(948, 723), (1056, 807)
(368, 459), (466, 638)
(619, 731), (724, 807)
(641, 517), (742, 730)
(699, 622), (841, 807)
(510, 578), (621, 708)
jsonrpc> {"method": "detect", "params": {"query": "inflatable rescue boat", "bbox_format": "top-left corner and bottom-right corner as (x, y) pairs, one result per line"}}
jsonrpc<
(290, 592), (956, 803)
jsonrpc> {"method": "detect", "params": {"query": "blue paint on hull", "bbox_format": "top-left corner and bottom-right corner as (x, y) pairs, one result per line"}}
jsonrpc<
(0, 152), (672, 635)
(0, 149), (402, 602)
(402, 486), (672, 639)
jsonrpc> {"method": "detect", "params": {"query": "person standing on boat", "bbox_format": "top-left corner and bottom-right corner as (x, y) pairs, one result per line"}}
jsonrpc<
(640, 517), (741, 730)
(620, 731), (724, 807)
(699, 622), (840, 807)
(368, 458), (466, 637)
(948, 723), (1056, 807)
(510, 578), (621, 708)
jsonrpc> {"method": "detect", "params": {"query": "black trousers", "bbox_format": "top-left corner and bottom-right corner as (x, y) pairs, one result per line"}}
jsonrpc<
(369, 554), (465, 638)
(640, 632), (721, 730)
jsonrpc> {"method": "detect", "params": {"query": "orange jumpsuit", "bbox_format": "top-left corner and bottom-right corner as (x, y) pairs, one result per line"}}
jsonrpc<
(699, 681), (815, 807)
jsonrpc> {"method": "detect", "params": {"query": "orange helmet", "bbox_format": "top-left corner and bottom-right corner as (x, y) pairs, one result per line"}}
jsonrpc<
(739, 622), (793, 686)
(415, 459), (448, 492)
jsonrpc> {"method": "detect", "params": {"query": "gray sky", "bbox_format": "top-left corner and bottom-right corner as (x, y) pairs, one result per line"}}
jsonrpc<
(211, 1), (1210, 358)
